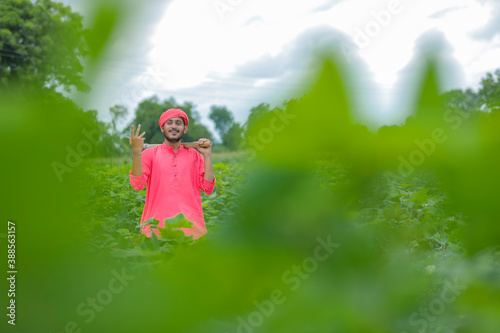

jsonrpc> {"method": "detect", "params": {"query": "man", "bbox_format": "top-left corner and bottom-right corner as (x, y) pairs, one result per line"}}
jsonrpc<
(126, 108), (216, 240)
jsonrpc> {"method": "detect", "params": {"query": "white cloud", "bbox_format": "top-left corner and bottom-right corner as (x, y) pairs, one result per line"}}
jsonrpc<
(70, 0), (500, 130)
(470, 0), (500, 40)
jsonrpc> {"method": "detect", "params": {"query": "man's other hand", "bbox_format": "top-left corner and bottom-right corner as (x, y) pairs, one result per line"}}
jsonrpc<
(196, 138), (212, 156)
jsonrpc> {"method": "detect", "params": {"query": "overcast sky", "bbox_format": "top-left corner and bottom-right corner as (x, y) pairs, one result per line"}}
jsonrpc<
(67, 0), (500, 136)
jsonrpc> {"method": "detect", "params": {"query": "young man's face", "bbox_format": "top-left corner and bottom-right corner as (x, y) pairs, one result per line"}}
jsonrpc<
(162, 117), (187, 142)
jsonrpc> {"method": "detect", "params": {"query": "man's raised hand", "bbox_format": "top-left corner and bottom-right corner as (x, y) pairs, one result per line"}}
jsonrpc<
(126, 124), (146, 153)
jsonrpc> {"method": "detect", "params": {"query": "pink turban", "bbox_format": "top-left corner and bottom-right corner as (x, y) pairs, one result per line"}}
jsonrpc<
(159, 108), (189, 130)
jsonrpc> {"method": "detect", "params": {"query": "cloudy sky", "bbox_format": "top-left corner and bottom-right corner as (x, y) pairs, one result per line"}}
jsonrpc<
(68, 0), (500, 136)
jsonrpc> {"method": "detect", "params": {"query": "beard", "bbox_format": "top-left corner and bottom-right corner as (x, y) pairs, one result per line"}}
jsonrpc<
(164, 129), (184, 143)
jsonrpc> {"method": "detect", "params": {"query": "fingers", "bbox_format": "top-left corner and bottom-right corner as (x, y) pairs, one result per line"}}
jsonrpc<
(130, 125), (145, 138)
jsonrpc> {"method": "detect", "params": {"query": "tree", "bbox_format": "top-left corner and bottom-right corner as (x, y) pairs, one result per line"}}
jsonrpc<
(478, 69), (500, 112)
(104, 105), (130, 156)
(0, 0), (89, 92)
(209, 105), (234, 138)
(222, 123), (244, 151)
(125, 95), (213, 144)
(441, 69), (500, 115)
(244, 103), (271, 139)
(110, 105), (128, 134)
(442, 88), (479, 112)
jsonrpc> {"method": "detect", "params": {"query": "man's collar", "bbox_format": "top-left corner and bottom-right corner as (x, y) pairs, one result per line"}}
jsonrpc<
(162, 142), (185, 151)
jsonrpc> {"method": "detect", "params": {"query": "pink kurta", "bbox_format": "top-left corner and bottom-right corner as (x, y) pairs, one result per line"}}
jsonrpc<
(129, 142), (216, 240)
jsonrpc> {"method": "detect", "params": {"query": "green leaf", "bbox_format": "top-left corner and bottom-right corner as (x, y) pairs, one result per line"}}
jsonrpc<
(151, 230), (159, 250)
(410, 188), (429, 203)
(137, 218), (159, 228)
(159, 227), (186, 240)
(164, 213), (195, 229)
(116, 228), (130, 235)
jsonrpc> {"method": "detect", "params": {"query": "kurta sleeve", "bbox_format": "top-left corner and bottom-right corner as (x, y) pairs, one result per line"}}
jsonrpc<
(198, 152), (216, 195)
(129, 150), (152, 191)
